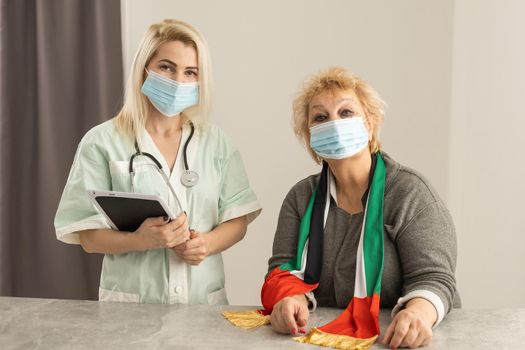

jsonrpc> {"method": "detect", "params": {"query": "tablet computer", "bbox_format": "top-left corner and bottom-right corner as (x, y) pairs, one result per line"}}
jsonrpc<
(87, 189), (179, 232)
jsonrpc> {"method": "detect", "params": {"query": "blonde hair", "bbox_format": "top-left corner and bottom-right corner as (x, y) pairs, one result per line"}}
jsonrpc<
(115, 19), (213, 142)
(293, 67), (385, 164)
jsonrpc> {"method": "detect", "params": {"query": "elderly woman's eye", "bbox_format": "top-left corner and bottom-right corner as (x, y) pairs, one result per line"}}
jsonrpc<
(313, 114), (327, 122)
(340, 109), (354, 117)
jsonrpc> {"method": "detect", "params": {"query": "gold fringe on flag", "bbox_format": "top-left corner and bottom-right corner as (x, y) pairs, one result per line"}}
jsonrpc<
(222, 310), (271, 330)
(294, 328), (378, 350)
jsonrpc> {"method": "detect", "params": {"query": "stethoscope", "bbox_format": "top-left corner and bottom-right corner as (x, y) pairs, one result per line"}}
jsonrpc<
(128, 122), (199, 210)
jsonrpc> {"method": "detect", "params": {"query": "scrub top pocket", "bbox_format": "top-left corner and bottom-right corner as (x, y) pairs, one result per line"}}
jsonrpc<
(108, 161), (131, 192)
(109, 160), (170, 202)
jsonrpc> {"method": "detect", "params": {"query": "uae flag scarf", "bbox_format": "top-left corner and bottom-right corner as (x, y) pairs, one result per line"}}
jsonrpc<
(224, 152), (386, 350)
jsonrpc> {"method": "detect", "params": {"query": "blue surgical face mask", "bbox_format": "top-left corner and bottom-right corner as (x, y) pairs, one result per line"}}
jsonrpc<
(141, 69), (199, 117)
(310, 117), (369, 160)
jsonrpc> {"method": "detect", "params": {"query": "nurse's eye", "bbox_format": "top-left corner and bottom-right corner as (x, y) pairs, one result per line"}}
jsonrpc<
(159, 64), (175, 72)
(185, 70), (198, 77)
(313, 114), (327, 122)
(340, 108), (354, 118)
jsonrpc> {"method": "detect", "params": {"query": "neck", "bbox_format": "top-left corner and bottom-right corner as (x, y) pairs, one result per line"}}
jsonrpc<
(326, 149), (372, 204)
(146, 106), (185, 136)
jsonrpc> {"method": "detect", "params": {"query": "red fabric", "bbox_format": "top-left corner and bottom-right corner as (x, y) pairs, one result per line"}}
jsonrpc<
(260, 268), (380, 339)
(318, 293), (380, 338)
(261, 267), (318, 314)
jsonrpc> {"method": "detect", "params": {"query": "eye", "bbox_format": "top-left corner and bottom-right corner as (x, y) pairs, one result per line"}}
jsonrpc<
(185, 70), (198, 77)
(159, 64), (175, 72)
(313, 114), (327, 122)
(340, 108), (354, 117)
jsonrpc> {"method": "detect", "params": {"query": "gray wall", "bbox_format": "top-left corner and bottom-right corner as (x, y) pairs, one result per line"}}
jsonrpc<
(449, 0), (525, 308)
(121, 0), (525, 308)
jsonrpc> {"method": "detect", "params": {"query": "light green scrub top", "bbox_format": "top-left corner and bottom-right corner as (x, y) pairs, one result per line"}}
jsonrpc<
(54, 119), (262, 304)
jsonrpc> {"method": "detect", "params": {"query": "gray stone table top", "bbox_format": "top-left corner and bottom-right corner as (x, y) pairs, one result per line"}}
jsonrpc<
(0, 297), (523, 349)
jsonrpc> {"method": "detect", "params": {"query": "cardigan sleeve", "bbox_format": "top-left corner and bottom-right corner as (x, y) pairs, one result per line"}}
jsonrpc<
(393, 200), (458, 324)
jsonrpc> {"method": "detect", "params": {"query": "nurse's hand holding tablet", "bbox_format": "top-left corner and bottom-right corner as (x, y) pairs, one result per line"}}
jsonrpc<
(135, 215), (190, 250)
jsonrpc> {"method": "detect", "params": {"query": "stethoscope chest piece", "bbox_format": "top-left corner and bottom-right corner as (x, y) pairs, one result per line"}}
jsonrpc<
(181, 170), (199, 187)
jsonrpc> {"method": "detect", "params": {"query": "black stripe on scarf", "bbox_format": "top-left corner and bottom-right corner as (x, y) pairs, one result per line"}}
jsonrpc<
(303, 162), (329, 284)
(360, 153), (378, 207)
(303, 153), (379, 285)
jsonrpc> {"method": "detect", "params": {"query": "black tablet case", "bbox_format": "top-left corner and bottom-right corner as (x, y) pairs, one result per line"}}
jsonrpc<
(94, 196), (170, 232)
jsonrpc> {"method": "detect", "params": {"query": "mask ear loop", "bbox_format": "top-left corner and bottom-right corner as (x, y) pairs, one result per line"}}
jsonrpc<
(142, 68), (150, 87)
(364, 115), (375, 151)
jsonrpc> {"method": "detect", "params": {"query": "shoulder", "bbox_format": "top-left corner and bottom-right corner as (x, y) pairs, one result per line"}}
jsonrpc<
(290, 174), (319, 197)
(281, 172), (321, 214)
(381, 152), (453, 234)
(199, 123), (232, 142)
(73, 119), (128, 160)
(383, 152), (443, 207)
(196, 122), (238, 158)
(81, 119), (121, 146)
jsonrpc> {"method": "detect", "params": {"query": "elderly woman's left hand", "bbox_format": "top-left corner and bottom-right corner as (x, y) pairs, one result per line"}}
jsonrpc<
(172, 230), (209, 265)
(382, 298), (436, 349)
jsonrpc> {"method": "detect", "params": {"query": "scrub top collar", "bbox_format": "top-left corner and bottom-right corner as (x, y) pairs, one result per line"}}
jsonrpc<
(138, 119), (200, 182)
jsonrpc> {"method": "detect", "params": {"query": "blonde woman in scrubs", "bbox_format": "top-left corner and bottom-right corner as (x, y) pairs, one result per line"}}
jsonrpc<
(54, 19), (262, 304)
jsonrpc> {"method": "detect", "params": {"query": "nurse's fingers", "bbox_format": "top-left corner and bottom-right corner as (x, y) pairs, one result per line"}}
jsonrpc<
(164, 213), (187, 229)
(168, 231), (190, 248)
(184, 257), (204, 266)
(141, 216), (169, 228)
(171, 242), (187, 251)
(180, 246), (206, 256)
(164, 220), (189, 236)
(178, 245), (206, 262)
(184, 233), (205, 249)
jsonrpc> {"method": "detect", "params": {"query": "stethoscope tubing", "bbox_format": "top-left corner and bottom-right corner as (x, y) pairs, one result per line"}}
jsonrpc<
(128, 122), (196, 214)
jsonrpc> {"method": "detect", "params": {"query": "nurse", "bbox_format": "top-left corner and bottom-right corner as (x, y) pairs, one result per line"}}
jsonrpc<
(54, 19), (261, 304)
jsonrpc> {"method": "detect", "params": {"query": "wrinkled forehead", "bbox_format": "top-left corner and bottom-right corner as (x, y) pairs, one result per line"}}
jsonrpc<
(309, 88), (360, 111)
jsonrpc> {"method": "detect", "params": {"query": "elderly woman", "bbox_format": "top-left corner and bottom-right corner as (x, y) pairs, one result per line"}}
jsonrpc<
(265, 67), (459, 349)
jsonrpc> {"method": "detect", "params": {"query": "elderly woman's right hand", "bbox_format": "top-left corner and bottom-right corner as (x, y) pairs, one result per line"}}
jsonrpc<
(270, 294), (309, 335)
(134, 213), (190, 250)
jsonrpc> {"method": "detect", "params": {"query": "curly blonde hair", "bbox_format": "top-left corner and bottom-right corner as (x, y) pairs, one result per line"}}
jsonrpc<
(293, 67), (385, 164)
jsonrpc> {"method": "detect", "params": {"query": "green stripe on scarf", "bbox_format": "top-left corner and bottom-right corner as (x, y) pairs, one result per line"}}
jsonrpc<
(363, 154), (386, 296)
(280, 188), (318, 272)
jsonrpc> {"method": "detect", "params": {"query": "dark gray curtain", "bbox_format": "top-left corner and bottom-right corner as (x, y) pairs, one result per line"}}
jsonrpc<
(0, 0), (123, 299)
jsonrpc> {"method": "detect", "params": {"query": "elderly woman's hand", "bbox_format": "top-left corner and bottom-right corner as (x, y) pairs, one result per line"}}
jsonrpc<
(270, 294), (309, 335)
(382, 298), (436, 348)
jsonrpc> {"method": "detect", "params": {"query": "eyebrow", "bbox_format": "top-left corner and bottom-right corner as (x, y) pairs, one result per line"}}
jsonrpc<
(310, 98), (354, 110)
(158, 59), (198, 70)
